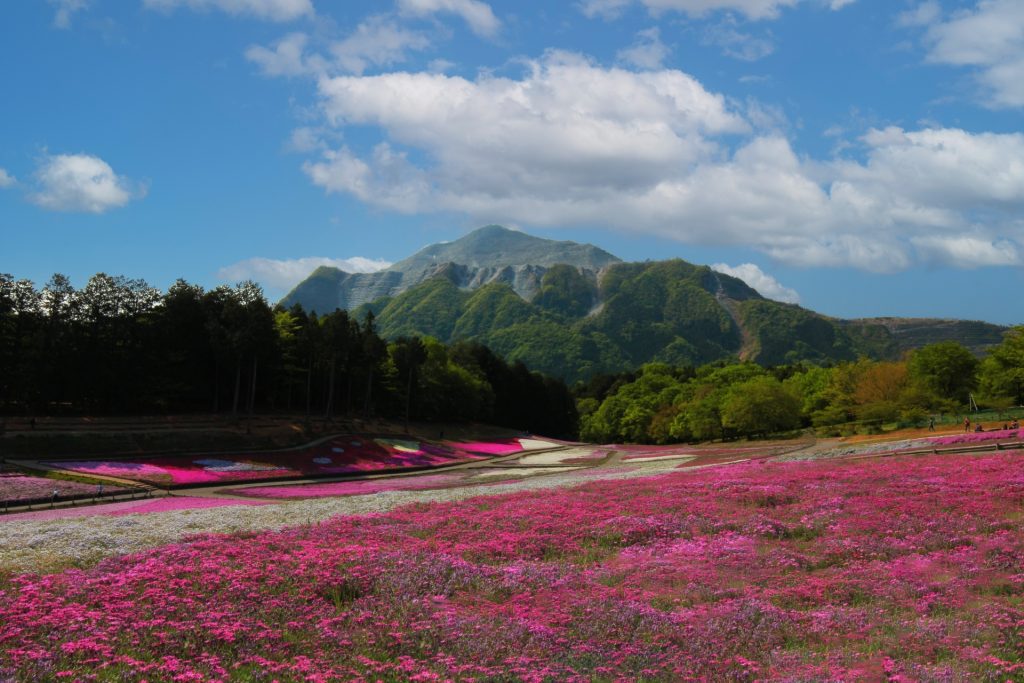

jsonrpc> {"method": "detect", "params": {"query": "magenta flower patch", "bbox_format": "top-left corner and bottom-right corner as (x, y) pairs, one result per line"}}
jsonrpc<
(3, 452), (1024, 680)
(39, 435), (506, 487)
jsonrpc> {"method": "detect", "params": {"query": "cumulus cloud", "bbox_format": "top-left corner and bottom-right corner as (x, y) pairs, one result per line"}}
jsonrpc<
(296, 52), (1024, 272)
(330, 16), (432, 75)
(920, 0), (1024, 108)
(397, 0), (500, 37)
(30, 154), (143, 213)
(48, 0), (89, 29)
(247, 17), (431, 78)
(702, 21), (775, 61)
(711, 262), (800, 302)
(911, 235), (1020, 267)
(0, 169), (15, 189)
(617, 27), (671, 69)
(580, 0), (852, 21)
(143, 0), (314, 22)
(217, 256), (392, 295)
(246, 32), (318, 77)
(896, 1), (941, 28)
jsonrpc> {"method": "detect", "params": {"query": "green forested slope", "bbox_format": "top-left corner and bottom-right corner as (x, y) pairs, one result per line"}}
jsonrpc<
(363, 257), (1007, 382)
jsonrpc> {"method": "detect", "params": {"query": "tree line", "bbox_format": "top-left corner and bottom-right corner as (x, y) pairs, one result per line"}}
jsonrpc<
(0, 273), (578, 438)
(577, 333), (1024, 443)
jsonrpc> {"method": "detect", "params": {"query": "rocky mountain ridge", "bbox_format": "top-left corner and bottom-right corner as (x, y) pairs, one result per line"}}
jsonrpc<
(281, 226), (1008, 381)
(280, 225), (619, 312)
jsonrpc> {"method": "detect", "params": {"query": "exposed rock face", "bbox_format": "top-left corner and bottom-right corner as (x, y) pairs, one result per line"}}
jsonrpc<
(280, 225), (621, 313)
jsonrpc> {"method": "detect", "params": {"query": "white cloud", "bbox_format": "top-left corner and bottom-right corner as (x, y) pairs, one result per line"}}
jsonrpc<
(217, 256), (392, 295)
(143, 0), (314, 22)
(245, 32), (319, 77)
(580, 0), (852, 21)
(48, 0), (89, 29)
(0, 169), (15, 189)
(712, 262), (800, 302)
(314, 52), (746, 195)
(246, 17), (431, 78)
(911, 235), (1020, 267)
(703, 21), (775, 61)
(300, 53), (1024, 272)
(428, 58), (456, 73)
(330, 16), (431, 75)
(30, 154), (143, 213)
(896, 1), (941, 28)
(921, 0), (1024, 108)
(285, 126), (325, 153)
(397, 0), (500, 37)
(617, 27), (671, 69)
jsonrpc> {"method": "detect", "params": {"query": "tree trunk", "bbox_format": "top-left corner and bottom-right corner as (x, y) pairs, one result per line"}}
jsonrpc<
(364, 367), (374, 416)
(345, 372), (353, 416)
(231, 361), (241, 416)
(305, 358), (312, 420)
(325, 359), (336, 419)
(248, 356), (258, 416)
(212, 358), (219, 413)
(404, 366), (414, 432)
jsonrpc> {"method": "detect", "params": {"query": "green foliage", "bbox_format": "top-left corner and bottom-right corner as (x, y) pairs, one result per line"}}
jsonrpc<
(0, 272), (578, 438)
(453, 283), (537, 339)
(533, 265), (597, 318)
(357, 256), (1006, 385)
(978, 326), (1024, 406)
(739, 300), (858, 366)
(720, 376), (801, 437)
(376, 278), (470, 342)
(907, 341), (979, 405)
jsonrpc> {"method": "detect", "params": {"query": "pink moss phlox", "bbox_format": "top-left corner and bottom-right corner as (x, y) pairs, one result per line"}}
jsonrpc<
(41, 435), (500, 487)
(1, 474), (128, 504)
(4, 452), (1024, 680)
(928, 428), (1022, 446)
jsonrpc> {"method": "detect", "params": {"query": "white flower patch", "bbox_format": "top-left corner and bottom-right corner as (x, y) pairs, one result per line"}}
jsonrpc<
(193, 459), (281, 472)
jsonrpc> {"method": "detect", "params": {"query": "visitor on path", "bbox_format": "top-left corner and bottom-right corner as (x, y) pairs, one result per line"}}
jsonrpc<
(1013, 419), (1020, 429)
(928, 417), (935, 431)
(964, 417), (971, 433)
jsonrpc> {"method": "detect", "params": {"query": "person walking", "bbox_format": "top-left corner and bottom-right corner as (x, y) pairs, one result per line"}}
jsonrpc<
(928, 416), (935, 431)
(964, 417), (971, 433)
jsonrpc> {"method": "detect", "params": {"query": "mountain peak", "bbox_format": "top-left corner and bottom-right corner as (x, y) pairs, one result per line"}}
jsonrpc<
(389, 225), (621, 272)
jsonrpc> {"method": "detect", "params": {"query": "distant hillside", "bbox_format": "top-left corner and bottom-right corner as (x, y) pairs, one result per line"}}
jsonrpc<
(284, 225), (1008, 381)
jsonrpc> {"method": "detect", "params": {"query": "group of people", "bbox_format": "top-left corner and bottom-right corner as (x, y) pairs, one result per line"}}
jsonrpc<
(963, 417), (1020, 433)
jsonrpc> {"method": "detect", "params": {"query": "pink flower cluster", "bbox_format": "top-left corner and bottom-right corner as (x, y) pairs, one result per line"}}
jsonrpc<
(3, 452), (1023, 680)
(0, 474), (127, 504)
(42, 436), (502, 487)
(929, 427), (1022, 446)
(447, 440), (524, 455)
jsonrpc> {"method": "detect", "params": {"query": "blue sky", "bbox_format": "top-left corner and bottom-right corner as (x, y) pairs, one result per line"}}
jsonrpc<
(1, 0), (1022, 324)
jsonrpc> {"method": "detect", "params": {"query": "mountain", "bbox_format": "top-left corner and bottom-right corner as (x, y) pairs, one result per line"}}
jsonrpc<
(281, 226), (1008, 381)
(280, 225), (620, 314)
